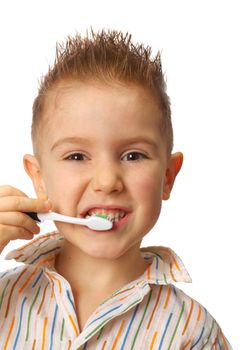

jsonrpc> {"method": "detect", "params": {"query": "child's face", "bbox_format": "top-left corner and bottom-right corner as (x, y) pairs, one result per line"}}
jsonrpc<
(25, 80), (180, 260)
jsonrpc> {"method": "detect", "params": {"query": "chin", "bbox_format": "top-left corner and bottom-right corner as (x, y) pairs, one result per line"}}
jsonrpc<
(82, 244), (125, 260)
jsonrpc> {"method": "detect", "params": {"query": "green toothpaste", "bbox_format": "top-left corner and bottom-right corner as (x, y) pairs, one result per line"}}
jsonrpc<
(95, 213), (108, 219)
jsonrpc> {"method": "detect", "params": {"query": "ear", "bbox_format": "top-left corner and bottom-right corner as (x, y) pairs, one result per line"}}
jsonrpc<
(162, 152), (183, 200)
(23, 154), (48, 200)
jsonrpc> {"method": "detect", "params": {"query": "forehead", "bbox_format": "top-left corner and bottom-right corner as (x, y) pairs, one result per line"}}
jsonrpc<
(41, 80), (165, 147)
(45, 79), (161, 113)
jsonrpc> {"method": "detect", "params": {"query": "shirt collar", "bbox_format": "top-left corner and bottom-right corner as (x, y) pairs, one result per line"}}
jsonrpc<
(4, 232), (192, 284)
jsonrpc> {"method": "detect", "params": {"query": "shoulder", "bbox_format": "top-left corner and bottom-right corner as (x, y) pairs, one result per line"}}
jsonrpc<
(0, 264), (28, 286)
(0, 264), (44, 317)
(0, 264), (31, 297)
(0, 265), (26, 316)
(152, 284), (232, 349)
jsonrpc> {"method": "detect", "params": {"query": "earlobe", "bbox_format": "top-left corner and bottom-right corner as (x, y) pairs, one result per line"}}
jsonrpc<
(23, 154), (48, 200)
(162, 152), (183, 200)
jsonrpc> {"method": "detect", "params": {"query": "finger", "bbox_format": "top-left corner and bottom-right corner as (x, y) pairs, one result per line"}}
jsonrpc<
(0, 185), (28, 198)
(0, 196), (51, 213)
(0, 224), (35, 249)
(0, 212), (41, 234)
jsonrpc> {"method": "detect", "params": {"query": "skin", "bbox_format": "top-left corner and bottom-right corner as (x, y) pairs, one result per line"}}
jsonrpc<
(23, 80), (183, 320)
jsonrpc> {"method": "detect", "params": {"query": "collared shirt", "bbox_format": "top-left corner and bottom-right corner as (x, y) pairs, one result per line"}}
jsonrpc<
(0, 232), (232, 350)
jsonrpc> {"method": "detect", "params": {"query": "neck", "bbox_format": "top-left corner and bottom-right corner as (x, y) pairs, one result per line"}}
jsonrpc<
(54, 239), (148, 298)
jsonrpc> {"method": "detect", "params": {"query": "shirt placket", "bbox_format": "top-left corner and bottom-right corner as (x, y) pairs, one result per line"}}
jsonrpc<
(71, 280), (152, 349)
(44, 269), (81, 341)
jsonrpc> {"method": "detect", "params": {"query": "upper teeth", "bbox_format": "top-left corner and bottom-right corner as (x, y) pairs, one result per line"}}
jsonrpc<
(85, 209), (126, 222)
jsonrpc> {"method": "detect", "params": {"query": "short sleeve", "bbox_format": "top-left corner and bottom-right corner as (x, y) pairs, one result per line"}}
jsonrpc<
(211, 327), (233, 349)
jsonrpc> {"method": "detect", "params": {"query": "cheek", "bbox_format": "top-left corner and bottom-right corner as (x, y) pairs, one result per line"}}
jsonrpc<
(132, 170), (164, 211)
(42, 167), (84, 212)
(132, 172), (163, 234)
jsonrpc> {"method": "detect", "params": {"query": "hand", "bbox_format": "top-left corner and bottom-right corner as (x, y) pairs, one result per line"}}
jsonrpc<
(0, 185), (51, 253)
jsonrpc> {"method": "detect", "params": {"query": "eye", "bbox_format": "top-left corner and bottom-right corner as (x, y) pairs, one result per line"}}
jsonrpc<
(122, 152), (147, 161)
(64, 153), (86, 161)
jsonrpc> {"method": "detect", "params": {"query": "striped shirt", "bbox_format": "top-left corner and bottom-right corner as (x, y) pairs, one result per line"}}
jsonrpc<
(0, 232), (232, 350)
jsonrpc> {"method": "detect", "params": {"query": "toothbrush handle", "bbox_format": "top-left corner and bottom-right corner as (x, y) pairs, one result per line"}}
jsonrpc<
(24, 212), (83, 224)
(25, 212), (41, 222)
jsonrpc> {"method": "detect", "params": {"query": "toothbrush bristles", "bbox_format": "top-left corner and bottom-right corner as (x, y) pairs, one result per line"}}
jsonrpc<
(95, 213), (108, 219)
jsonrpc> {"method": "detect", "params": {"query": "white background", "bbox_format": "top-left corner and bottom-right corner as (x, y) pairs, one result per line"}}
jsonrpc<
(0, 1), (245, 348)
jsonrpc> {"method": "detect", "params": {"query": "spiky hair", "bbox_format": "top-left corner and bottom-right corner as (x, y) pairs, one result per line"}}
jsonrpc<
(32, 28), (173, 155)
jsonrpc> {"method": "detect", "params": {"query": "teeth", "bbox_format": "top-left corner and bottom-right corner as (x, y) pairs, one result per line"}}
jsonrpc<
(85, 210), (126, 222)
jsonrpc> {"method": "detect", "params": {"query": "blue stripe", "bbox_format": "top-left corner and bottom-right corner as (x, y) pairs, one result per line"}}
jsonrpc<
(0, 266), (19, 279)
(155, 255), (159, 270)
(158, 312), (173, 350)
(191, 307), (207, 349)
(155, 256), (159, 284)
(30, 247), (60, 264)
(49, 303), (58, 350)
(66, 289), (76, 312)
(190, 327), (204, 349)
(0, 271), (10, 279)
(32, 269), (44, 288)
(218, 339), (222, 350)
(13, 296), (27, 350)
(120, 303), (139, 350)
(173, 285), (177, 296)
(87, 304), (123, 327)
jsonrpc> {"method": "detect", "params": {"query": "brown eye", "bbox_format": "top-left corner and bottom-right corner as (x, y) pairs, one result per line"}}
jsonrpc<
(65, 153), (85, 161)
(122, 152), (147, 161)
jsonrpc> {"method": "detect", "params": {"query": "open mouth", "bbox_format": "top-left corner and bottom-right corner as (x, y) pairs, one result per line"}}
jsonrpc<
(83, 209), (127, 223)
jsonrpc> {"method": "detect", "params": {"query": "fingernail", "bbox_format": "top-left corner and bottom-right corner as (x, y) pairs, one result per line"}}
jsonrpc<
(34, 226), (40, 234)
(44, 200), (51, 208)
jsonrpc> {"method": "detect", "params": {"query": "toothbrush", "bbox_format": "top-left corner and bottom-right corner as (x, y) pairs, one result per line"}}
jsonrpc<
(25, 212), (113, 231)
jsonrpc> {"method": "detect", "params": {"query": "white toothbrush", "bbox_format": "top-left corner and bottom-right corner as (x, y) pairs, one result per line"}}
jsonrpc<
(26, 212), (113, 231)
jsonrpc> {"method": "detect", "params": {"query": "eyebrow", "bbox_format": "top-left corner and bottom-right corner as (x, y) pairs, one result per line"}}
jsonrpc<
(51, 137), (92, 151)
(50, 136), (158, 151)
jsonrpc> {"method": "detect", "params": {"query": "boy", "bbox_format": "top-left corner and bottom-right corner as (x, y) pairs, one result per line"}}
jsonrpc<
(0, 29), (232, 349)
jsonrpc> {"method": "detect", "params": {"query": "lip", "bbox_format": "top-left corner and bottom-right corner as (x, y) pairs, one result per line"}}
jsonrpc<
(111, 212), (131, 230)
(80, 204), (132, 218)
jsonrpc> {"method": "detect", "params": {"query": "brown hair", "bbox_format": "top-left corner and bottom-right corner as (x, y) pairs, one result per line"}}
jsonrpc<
(32, 28), (173, 156)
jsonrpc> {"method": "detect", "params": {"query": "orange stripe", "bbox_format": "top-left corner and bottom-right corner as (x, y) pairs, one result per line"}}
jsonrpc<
(13, 253), (24, 260)
(181, 339), (191, 350)
(95, 292), (133, 315)
(38, 282), (49, 315)
(182, 299), (194, 335)
(183, 304), (202, 349)
(15, 232), (58, 252)
(147, 285), (163, 329)
(3, 316), (15, 350)
(163, 286), (172, 309)
(38, 256), (55, 267)
(45, 271), (62, 293)
(5, 267), (27, 317)
(109, 286), (135, 298)
(221, 331), (230, 350)
(150, 331), (158, 350)
(69, 314), (79, 336)
(102, 340), (107, 350)
(118, 295), (130, 302)
(41, 316), (48, 350)
(68, 340), (72, 350)
(111, 319), (125, 349)
(172, 255), (181, 271)
(44, 274), (55, 298)
(147, 263), (151, 280)
(19, 266), (38, 293)
(170, 265), (177, 282)
(197, 304), (201, 321)
(32, 339), (36, 350)
(212, 338), (218, 350)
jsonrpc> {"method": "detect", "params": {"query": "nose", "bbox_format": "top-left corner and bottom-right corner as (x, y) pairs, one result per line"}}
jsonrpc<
(91, 159), (124, 194)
